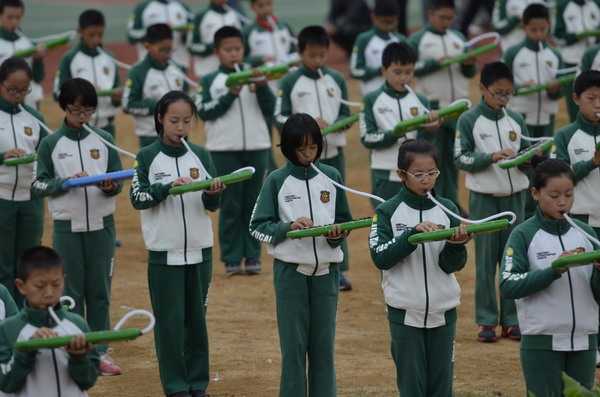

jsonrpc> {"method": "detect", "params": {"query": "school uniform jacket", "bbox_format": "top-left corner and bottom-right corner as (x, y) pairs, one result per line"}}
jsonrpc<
(197, 65), (275, 152)
(249, 161), (352, 276)
(369, 186), (467, 328)
(275, 66), (351, 159)
(243, 18), (297, 67)
(493, 0), (547, 50)
(31, 123), (123, 233)
(501, 208), (600, 351)
(580, 43), (600, 72)
(0, 305), (99, 397)
(454, 100), (530, 196)
(130, 140), (220, 266)
(0, 285), (17, 321)
(554, 0), (600, 65)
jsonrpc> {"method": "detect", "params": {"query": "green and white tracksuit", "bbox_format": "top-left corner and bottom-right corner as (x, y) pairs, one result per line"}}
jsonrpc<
(493, 0), (548, 51)
(123, 55), (187, 147)
(53, 43), (121, 136)
(454, 100), (530, 326)
(359, 82), (430, 206)
(0, 28), (44, 109)
(197, 64), (274, 265)
(0, 99), (46, 306)
(249, 161), (352, 397)
(188, 3), (241, 77)
(130, 139), (220, 395)
(0, 304), (99, 397)
(0, 284), (17, 321)
(31, 123), (122, 355)
(350, 28), (406, 96)
(127, 0), (191, 68)
(580, 42), (600, 72)
(369, 186), (467, 397)
(243, 18), (297, 68)
(500, 208), (600, 396)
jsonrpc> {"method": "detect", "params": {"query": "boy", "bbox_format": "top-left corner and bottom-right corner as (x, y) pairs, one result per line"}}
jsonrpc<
(197, 26), (274, 276)
(409, 0), (476, 205)
(188, 0), (241, 78)
(454, 61), (530, 342)
(123, 23), (187, 148)
(0, 246), (99, 396)
(275, 25), (353, 290)
(54, 9), (121, 137)
(0, 0), (44, 110)
(127, 0), (191, 68)
(350, 0), (405, 96)
(492, 0), (543, 51)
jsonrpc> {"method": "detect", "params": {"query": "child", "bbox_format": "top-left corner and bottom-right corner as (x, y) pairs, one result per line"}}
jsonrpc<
(0, 0), (45, 110)
(369, 139), (469, 397)
(31, 78), (123, 376)
(197, 26), (274, 275)
(130, 91), (223, 397)
(492, 0), (542, 51)
(580, 42), (600, 73)
(127, 0), (191, 68)
(0, 283), (16, 320)
(188, 0), (241, 78)
(0, 246), (99, 396)
(54, 9), (121, 137)
(0, 58), (47, 307)
(500, 158), (600, 396)
(249, 113), (352, 397)
(409, 0), (476, 205)
(350, 0), (406, 96)
(454, 61), (530, 342)
(123, 23), (187, 148)
(503, 3), (563, 139)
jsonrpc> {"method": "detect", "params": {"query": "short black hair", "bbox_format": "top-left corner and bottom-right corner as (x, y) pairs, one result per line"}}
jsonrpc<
(574, 70), (600, 96)
(144, 23), (173, 44)
(480, 61), (513, 88)
(397, 139), (438, 170)
(522, 3), (550, 24)
(58, 78), (97, 110)
(154, 91), (198, 136)
(280, 113), (323, 166)
(0, 56), (31, 83)
(17, 246), (63, 281)
(79, 9), (105, 30)
(531, 158), (575, 190)
(0, 0), (24, 14)
(382, 41), (417, 68)
(428, 0), (455, 11)
(374, 0), (400, 16)
(214, 25), (243, 49)
(298, 25), (330, 53)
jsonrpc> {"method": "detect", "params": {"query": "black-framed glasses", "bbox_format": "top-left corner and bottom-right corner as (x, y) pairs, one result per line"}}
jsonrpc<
(3, 83), (31, 96)
(66, 105), (96, 118)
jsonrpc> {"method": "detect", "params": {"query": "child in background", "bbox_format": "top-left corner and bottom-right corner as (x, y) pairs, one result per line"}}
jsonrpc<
(54, 9), (122, 137)
(580, 42), (600, 73)
(124, 23), (187, 148)
(197, 26), (274, 276)
(454, 61), (530, 343)
(0, 283), (16, 320)
(492, 0), (545, 51)
(0, 246), (99, 396)
(350, 0), (405, 96)
(130, 91), (223, 397)
(250, 113), (352, 397)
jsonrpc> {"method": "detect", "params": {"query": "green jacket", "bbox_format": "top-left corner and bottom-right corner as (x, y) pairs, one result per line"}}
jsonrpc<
(0, 283), (17, 321)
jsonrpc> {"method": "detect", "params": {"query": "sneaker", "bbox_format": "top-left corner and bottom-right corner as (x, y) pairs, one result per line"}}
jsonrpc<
(477, 325), (497, 343)
(191, 391), (207, 397)
(224, 262), (242, 276)
(244, 258), (261, 275)
(167, 393), (190, 397)
(99, 354), (122, 376)
(339, 273), (352, 291)
(501, 325), (521, 341)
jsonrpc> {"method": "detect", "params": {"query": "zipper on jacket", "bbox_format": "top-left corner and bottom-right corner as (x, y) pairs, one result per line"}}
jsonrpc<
(534, 50), (542, 125)
(441, 36), (455, 102)
(580, 7), (590, 49)
(91, 56), (101, 127)
(175, 157), (189, 263)
(76, 138), (91, 231)
(495, 118), (514, 194)
(238, 96), (247, 150)
(304, 167), (320, 275)
(162, 70), (173, 91)
(314, 79), (326, 156)
(9, 114), (18, 200)
(558, 230), (576, 350)
(419, 209), (430, 327)
(51, 349), (62, 397)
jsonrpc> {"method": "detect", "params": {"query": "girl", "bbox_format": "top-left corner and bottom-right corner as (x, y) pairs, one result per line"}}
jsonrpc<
(500, 158), (600, 397)
(368, 139), (469, 397)
(0, 57), (47, 307)
(130, 91), (224, 397)
(249, 113), (352, 397)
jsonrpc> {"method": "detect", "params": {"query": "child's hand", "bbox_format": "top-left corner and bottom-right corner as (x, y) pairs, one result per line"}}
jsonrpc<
(229, 85), (242, 96)
(31, 327), (58, 340)
(492, 148), (515, 162)
(97, 179), (117, 193)
(3, 148), (26, 159)
(555, 249), (584, 274)
(326, 224), (349, 239)
(546, 80), (561, 94)
(447, 224), (471, 244)
(65, 334), (91, 357)
(33, 42), (47, 59)
(205, 178), (225, 195)
(593, 149), (600, 166)
(71, 171), (89, 179)
(415, 221), (441, 233)
(423, 111), (442, 131)
(291, 217), (313, 230)
(522, 79), (536, 87)
(315, 117), (329, 129)
(111, 88), (123, 102)
(172, 177), (193, 186)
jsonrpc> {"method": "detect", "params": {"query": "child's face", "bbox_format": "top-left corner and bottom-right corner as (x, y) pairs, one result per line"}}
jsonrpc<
(524, 18), (550, 42)
(215, 37), (244, 68)
(160, 100), (194, 146)
(532, 175), (574, 220)
(80, 25), (104, 50)
(383, 62), (414, 92)
(372, 15), (398, 33)
(64, 99), (95, 129)
(428, 7), (455, 32)
(145, 39), (173, 65)
(0, 6), (23, 32)
(16, 267), (65, 310)
(480, 78), (514, 110)
(251, 0), (274, 19)
(295, 135), (319, 166)
(300, 43), (328, 71)
(574, 87), (600, 123)
(0, 69), (30, 105)
(398, 154), (439, 196)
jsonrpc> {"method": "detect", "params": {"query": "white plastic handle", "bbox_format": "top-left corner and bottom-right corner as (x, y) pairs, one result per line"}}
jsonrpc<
(465, 32), (500, 48)
(317, 69), (363, 109)
(564, 213), (600, 248)
(48, 306), (70, 335)
(59, 296), (76, 310)
(310, 162), (385, 203)
(18, 105), (55, 134)
(168, 61), (199, 88)
(83, 124), (137, 159)
(98, 48), (132, 71)
(501, 108), (553, 142)
(427, 191), (517, 225)
(113, 309), (156, 335)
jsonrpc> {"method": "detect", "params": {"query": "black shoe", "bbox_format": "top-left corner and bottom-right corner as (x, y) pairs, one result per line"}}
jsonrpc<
(244, 258), (261, 275)
(115, 239), (122, 248)
(224, 262), (242, 276)
(167, 393), (190, 397)
(339, 274), (352, 291)
(191, 391), (207, 397)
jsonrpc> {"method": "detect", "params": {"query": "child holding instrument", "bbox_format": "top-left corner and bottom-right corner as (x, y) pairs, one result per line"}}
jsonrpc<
(454, 61), (530, 342)
(500, 158), (600, 396)
(369, 139), (469, 397)
(0, 246), (99, 396)
(492, 0), (545, 51)
(249, 113), (352, 397)
(130, 91), (223, 397)
(32, 78), (123, 376)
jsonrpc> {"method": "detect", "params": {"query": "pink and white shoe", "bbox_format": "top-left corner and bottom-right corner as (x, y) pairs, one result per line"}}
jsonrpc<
(99, 354), (122, 376)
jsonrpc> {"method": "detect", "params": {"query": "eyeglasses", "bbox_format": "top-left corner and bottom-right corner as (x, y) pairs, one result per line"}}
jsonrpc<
(66, 106), (96, 118)
(404, 169), (441, 181)
(3, 83), (31, 96)
(485, 86), (514, 101)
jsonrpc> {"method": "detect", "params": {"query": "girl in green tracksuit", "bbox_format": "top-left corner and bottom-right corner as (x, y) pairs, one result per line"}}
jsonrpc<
(249, 113), (352, 397)
(500, 158), (600, 396)
(130, 91), (224, 397)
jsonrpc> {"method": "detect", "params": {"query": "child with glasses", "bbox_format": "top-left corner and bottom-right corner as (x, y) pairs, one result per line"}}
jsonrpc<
(454, 61), (530, 343)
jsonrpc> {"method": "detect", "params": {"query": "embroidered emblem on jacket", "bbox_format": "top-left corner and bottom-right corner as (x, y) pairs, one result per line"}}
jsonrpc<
(190, 167), (200, 179)
(90, 149), (100, 160)
(23, 126), (32, 136)
(410, 107), (419, 116)
(509, 130), (517, 141)
(320, 190), (331, 203)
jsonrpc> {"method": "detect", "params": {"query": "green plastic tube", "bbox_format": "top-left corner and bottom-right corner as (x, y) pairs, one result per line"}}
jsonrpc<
(439, 43), (498, 67)
(287, 217), (373, 239)
(4, 153), (37, 166)
(172, 23), (192, 32)
(393, 100), (470, 136)
(576, 30), (600, 39)
(225, 64), (290, 87)
(551, 250), (600, 269)
(96, 88), (121, 97)
(497, 139), (555, 170)
(15, 328), (142, 352)
(14, 35), (71, 58)
(408, 219), (510, 245)
(322, 113), (360, 135)
(515, 74), (576, 97)
(169, 169), (255, 195)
